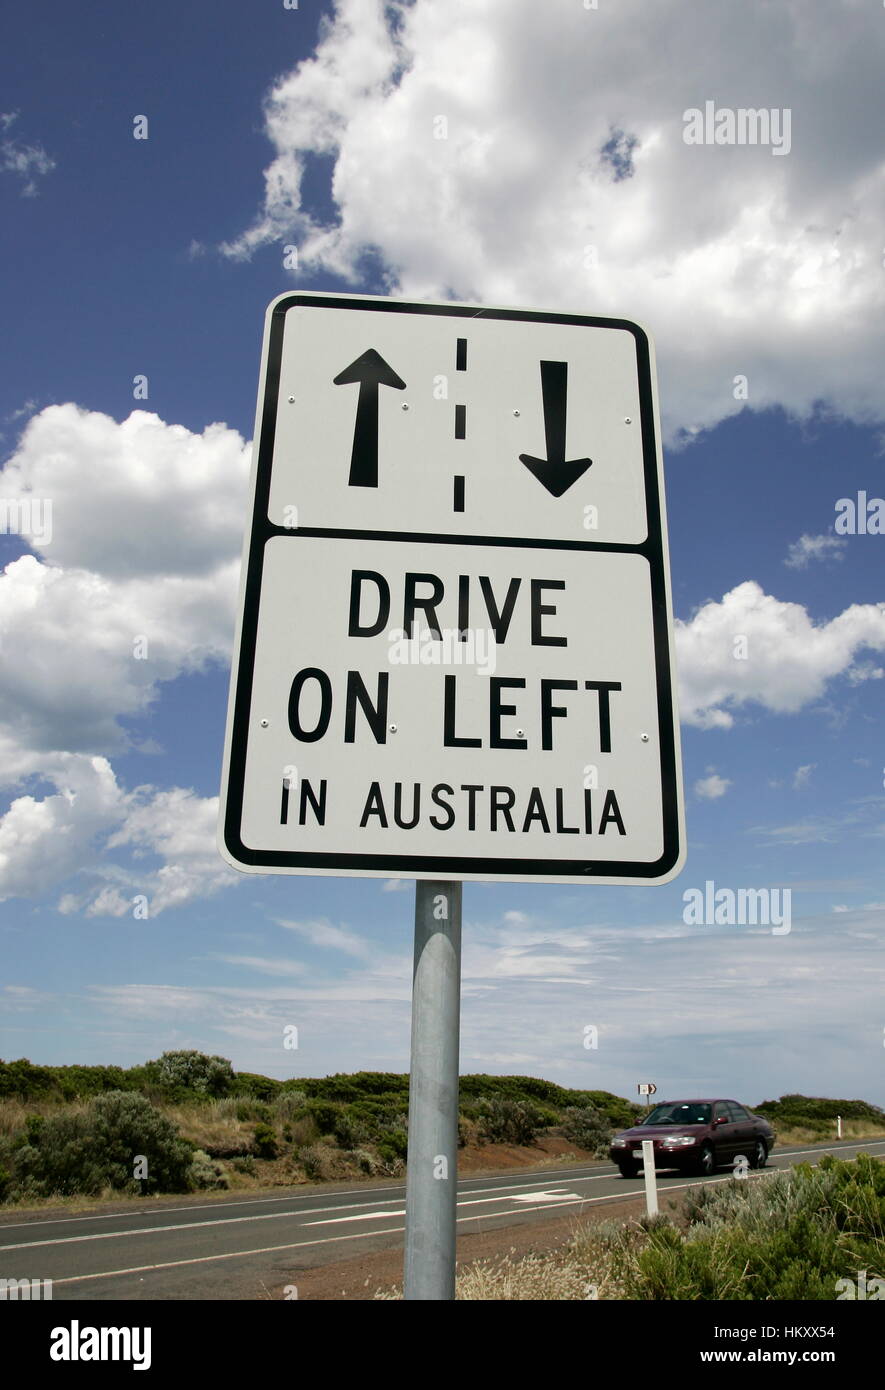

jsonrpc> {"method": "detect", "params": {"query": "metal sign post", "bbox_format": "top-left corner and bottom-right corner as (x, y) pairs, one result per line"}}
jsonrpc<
(403, 880), (462, 1300)
(218, 291), (686, 1303)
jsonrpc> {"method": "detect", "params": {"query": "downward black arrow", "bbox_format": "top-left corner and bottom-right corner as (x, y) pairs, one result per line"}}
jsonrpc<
(519, 360), (592, 498)
(333, 348), (406, 487)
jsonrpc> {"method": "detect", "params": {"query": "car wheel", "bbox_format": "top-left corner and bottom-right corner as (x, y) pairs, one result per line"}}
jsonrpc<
(617, 1160), (638, 1179)
(695, 1142), (716, 1177)
(752, 1139), (767, 1169)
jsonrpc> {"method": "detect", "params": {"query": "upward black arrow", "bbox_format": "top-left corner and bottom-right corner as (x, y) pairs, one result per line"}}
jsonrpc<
(519, 360), (592, 498)
(333, 348), (406, 488)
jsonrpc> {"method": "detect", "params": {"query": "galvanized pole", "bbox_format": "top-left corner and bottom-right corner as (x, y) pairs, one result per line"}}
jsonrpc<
(403, 879), (462, 1300)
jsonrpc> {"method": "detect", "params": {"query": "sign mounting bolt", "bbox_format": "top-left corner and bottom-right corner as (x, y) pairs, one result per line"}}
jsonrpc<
(624, 417), (632, 424)
(401, 403), (410, 411)
(640, 732), (649, 742)
(389, 723), (397, 733)
(260, 719), (269, 728)
(287, 395), (295, 403)
(513, 409), (520, 417)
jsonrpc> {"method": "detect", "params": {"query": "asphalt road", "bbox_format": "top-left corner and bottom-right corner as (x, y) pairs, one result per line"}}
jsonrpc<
(1, 1136), (883, 1300)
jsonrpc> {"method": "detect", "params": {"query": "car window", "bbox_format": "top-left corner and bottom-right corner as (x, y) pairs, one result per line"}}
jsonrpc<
(643, 1102), (711, 1125)
(713, 1102), (730, 1121)
(729, 1103), (750, 1121)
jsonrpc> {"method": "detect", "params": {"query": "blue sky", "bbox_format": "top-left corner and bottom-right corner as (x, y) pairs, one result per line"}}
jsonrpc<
(1, 0), (884, 1109)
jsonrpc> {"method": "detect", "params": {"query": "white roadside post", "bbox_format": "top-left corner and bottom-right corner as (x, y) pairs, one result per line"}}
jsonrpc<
(403, 881), (462, 1300)
(837, 1114), (842, 1139)
(642, 1138), (659, 1217)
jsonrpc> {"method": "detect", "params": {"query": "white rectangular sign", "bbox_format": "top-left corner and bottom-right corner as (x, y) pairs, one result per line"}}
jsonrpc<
(219, 292), (684, 884)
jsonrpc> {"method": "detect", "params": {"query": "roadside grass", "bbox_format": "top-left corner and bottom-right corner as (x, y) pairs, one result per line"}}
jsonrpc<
(375, 1155), (885, 1301)
(773, 1119), (885, 1147)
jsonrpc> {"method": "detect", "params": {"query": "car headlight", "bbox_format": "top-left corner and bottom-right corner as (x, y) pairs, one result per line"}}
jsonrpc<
(611, 1137), (627, 1147)
(661, 1135), (697, 1147)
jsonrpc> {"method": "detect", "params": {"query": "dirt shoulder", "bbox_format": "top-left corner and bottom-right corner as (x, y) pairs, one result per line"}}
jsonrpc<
(277, 1189), (675, 1300)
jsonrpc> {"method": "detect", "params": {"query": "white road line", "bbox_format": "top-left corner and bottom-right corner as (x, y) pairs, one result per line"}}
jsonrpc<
(303, 1189), (585, 1228)
(44, 1170), (772, 1286)
(0, 1183), (412, 1233)
(0, 1173), (632, 1251)
(3, 1140), (882, 1253)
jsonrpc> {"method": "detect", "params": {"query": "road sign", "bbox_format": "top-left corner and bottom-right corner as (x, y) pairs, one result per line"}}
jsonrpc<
(219, 292), (684, 884)
(638, 1083), (658, 1096)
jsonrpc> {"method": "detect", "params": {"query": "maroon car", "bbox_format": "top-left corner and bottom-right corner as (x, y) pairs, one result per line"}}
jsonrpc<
(609, 1098), (774, 1178)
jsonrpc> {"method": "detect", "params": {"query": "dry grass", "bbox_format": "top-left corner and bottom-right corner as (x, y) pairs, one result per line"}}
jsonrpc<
(376, 1217), (643, 1301)
(158, 1102), (254, 1156)
(773, 1120), (885, 1147)
(0, 1097), (88, 1138)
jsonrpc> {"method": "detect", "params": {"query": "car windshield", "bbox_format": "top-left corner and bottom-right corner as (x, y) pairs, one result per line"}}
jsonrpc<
(641, 1103), (711, 1126)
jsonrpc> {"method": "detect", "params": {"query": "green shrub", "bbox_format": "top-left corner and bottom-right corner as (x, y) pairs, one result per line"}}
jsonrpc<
(630, 1157), (885, 1300)
(143, 1050), (234, 1099)
(12, 1091), (194, 1197)
(273, 1090), (308, 1121)
(334, 1113), (370, 1151)
(476, 1096), (545, 1146)
(235, 1099), (272, 1124)
(300, 1100), (343, 1135)
(253, 1122), (279, 1159)
(375, 1143), (406, 1174)
(289, 1115), (320, 1148)
(230, 1072), (281, 1101)
(188, 1149), (229, 1190)
(376, 1115), (409, 1160)
(560, 1105), (612, 1155)
(299, 1144), (331, 1180)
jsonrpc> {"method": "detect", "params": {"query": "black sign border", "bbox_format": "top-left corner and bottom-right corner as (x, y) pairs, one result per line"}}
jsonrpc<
(223, 294), (681, 881)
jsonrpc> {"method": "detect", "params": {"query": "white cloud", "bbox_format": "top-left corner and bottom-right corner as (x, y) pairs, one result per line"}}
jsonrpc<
(0, 405), (251, 913)
(106, 788), (236, 915)
(0, 112), (54, 196)
(0, 751), (233, 915)
(275, 917), (370, 957)
(0, 754), (123, 901)
(676, 581), (885, 728)
(0, 554), (237, 754)
(0, 761), (227, 920)
(845, 661), (884, 685)
(694, 772), (731, 800)
(792, 763), (816, 789)
(223, 0), (885, 440)
(0, 405), (249, 757)
(1, 404), (250, 579)
(784, 533), (846, 569)
(214, 955), (307, 977)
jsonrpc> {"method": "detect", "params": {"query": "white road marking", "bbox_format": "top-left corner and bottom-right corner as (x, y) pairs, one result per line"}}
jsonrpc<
(4, 1140), (883, 1258)
(41, 1171), (769, 1286)
(509, 1190), (580, 1203)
